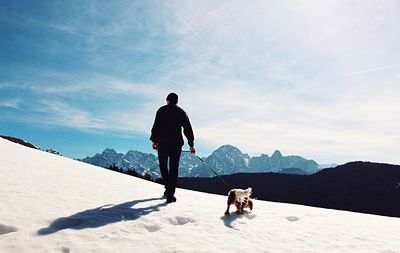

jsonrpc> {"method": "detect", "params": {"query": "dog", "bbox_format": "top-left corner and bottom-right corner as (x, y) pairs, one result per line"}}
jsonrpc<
(224, 187), (253, 215)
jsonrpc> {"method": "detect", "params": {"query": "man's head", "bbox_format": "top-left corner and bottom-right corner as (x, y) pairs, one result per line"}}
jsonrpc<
(166, 93), (178, 104)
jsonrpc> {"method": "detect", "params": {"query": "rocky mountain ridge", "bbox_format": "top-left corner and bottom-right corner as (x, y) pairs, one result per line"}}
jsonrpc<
(80, 145), (320, 178)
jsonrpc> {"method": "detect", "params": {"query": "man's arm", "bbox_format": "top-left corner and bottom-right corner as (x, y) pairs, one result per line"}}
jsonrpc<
(182, 112), (195, 148)
(150, 110), (161, 148)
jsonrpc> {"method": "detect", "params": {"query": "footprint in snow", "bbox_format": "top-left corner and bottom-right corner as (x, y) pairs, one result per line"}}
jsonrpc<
(144, 224), (162, 233)
(286, 216), (300, 222)
(168, 216), (196, 226)
(60, 247), (70, 253)
(245, 213), (257, 220)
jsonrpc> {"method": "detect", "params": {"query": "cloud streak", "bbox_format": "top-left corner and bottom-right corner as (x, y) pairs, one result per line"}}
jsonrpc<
(345, 64), (400, 76)
(164, 1), (207, 46)
(0, 99), (20, 109)
(33, 100), (107, 130)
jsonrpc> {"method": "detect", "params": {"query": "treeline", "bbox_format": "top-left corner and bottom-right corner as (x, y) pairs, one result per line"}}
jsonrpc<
(106, 164), (156, 182)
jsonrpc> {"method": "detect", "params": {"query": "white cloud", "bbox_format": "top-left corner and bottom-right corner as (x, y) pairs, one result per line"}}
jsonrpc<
(345, 64), (400, 76)
(35, 100), (107, 130)
(0, 83), (10, 89)
(0, 99), (20, 109)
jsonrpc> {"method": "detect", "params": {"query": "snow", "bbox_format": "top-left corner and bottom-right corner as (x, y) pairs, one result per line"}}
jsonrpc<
(1, 138), (400, 253)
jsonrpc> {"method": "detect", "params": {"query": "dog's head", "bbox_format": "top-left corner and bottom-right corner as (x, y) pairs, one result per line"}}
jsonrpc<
(228, 187), (252, 198)
(244, 187), (252, 196)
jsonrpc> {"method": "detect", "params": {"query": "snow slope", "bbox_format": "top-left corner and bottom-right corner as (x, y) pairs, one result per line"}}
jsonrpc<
(0, 138), (399, 253)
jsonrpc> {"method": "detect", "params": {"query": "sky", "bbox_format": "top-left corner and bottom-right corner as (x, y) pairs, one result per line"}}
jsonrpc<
(0, 0), (399, 164)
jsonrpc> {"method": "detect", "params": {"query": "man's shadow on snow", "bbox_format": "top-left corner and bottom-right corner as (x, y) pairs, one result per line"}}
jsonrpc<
(38, 197), (166, 235)
(220, 211), (256, 230)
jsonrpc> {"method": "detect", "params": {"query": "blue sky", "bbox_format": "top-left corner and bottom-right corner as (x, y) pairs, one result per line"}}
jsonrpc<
(1, 0), (399, 164)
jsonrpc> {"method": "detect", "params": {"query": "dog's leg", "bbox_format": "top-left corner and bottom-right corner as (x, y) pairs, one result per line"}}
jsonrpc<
(248, 200), (253, 211)
(240, 202), (245, 214)
(235, 200), (242, 214)
(225, 203), (231, 215)
(225, 190), (236, 215)
(240, 196), (249, 214)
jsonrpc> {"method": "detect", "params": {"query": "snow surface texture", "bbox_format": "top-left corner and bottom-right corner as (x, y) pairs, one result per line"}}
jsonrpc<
(0, 138), (399, 253)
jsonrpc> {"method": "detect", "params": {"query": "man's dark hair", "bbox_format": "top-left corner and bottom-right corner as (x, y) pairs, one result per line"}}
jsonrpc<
(166, 93), (178, 104)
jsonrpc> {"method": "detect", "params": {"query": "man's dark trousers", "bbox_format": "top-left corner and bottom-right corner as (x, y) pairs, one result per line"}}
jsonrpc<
(157, 143), (182, 198)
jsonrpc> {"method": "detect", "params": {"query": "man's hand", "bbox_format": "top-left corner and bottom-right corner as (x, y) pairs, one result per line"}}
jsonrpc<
(190, 146), (196, 154)
(152, 142), (158, 150)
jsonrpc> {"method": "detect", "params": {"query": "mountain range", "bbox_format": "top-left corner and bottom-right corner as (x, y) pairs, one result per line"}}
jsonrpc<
(80, 145), (320, 178)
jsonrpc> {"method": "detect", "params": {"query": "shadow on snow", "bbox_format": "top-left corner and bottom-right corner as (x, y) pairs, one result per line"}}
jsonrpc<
(38, 197), (166, 235)
(220, 211), (256, 230)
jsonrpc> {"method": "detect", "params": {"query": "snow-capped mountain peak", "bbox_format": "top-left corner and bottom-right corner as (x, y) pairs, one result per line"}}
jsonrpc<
(271, 150), (283, 159)
(204, 145), (250, 175)
(81, 145), (320, 178)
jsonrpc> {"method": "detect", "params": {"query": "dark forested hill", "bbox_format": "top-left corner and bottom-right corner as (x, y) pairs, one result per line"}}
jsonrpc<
(0, 135), (38, 149)
(178, 162), (400, 218)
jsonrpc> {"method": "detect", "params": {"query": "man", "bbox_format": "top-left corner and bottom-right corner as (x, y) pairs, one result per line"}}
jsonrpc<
(150, 93), (195, 203)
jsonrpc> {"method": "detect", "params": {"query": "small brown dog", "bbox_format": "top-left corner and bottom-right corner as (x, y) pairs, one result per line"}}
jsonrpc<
(224, 187), (253, 215)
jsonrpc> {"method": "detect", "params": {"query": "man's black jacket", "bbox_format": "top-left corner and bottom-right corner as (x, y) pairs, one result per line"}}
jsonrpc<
(150, 104), (194, 147)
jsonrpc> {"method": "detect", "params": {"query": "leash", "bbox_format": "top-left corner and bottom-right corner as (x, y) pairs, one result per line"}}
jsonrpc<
(182, 150), (231, 188)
